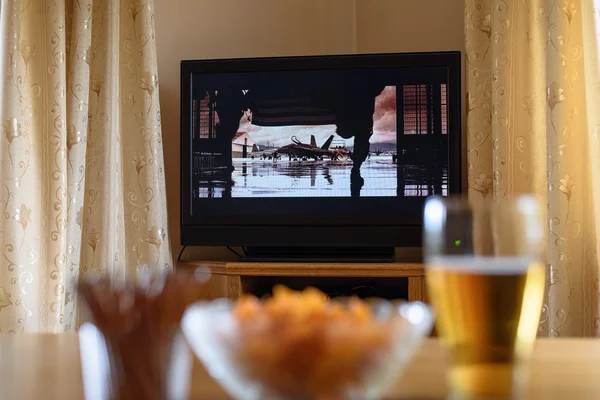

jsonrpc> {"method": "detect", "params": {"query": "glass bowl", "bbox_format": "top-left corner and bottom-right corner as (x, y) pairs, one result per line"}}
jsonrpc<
(181, 297), (434, 400)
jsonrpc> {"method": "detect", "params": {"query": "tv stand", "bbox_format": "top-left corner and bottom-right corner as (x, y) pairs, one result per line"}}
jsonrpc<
(177, 258), (432, 334)
(241, 246), (395, 263)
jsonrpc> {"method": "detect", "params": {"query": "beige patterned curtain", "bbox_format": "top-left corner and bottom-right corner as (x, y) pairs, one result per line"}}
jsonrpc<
(466, 0), (600, 336)
(0, 0), (171, 333)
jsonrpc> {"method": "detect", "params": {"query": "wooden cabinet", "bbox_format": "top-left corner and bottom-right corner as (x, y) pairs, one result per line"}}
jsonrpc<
(178, 261), (428, 303)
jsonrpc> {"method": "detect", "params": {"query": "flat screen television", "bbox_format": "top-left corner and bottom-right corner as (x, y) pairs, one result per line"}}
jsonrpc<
(180, 52), (462, 261)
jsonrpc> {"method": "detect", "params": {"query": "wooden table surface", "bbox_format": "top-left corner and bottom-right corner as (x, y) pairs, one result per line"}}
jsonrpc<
(1, 334), (599, 399)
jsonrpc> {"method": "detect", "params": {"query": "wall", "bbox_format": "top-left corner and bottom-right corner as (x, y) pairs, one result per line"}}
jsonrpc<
(355, 0), (463, 53)
(155, 0), (357, 261)
(154, 0), (464, 261)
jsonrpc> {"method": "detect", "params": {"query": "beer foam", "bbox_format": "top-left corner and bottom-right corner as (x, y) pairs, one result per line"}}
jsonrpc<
(425, 256), (538, 275)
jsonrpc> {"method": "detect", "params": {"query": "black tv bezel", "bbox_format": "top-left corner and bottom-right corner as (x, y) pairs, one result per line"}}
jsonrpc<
(180, 51), (462, 248)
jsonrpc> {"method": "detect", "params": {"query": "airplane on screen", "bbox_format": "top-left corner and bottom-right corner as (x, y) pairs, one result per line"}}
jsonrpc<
(274, 135), (349, 160)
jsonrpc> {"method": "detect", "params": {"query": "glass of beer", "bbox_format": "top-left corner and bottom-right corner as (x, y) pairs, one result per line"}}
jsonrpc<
(423, 196), (545, 400)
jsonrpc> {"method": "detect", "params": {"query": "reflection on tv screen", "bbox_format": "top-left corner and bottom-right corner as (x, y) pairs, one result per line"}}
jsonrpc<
(190, 69), (448, 199)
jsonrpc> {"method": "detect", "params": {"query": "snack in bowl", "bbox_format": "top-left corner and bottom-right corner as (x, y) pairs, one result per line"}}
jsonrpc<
(182, 285), (434, 400)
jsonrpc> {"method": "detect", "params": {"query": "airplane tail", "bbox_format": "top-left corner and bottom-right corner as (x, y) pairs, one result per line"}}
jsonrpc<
(310, 135), (317, 147)
(321, 135), (335, 150)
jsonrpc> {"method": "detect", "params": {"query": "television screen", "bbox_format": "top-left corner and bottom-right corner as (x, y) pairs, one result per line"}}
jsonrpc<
(190, 67), (448, 202)
(181, 53), (461, 248)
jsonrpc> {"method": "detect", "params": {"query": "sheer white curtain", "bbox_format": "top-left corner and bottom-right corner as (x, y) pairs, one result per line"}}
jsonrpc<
(465, 0), (600, 336)
(0, 0), (171, 333)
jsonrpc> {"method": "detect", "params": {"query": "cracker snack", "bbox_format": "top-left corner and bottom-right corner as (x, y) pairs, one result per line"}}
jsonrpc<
(230, 285), (397, 399)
